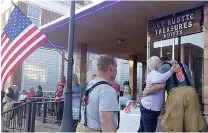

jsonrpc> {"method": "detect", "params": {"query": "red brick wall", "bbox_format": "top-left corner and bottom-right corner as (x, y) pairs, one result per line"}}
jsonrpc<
(18, 1), (28, 15)
(41, 9), (62, 25)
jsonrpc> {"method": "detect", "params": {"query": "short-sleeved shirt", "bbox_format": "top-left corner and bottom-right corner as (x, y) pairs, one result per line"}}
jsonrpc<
(72, 85), (81, 107)
(55, 82), (66, 96)
(158, 63), (194, 92)
(80, 78), (119, 130)
(141, 69), (172, 111)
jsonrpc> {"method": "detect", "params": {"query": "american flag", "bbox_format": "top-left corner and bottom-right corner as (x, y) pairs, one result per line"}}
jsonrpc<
(1, 6), (48, 91)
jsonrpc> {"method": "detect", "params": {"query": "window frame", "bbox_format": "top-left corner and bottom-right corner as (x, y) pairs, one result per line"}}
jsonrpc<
(27, 4), (42, 26)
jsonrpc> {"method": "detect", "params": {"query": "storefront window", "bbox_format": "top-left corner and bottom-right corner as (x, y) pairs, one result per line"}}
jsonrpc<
(180, 32), (204, 107)
(150, 38), (175, 59)
(147, 5), (204, 109)
(149, 32), (204, 109)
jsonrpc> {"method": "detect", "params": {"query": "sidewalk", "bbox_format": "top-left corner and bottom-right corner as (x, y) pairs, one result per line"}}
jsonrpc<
(35, 120), (59, 132)
(30, 108), (208, 132)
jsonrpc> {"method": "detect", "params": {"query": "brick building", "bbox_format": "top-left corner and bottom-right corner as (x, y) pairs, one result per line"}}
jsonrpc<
(1, 0), (143, 93)
(38, 1), (208, 111)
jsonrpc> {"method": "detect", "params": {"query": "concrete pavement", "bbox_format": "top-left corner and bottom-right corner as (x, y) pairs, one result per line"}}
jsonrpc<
(35, 120), (59, 132)
(12, 107), (208, 132)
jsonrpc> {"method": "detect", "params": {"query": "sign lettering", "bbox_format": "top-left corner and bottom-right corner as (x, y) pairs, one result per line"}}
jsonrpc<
(148, 8), (202, 42)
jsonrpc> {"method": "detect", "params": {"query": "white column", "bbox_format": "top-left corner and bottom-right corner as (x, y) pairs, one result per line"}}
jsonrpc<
(172, 38), (175, 60)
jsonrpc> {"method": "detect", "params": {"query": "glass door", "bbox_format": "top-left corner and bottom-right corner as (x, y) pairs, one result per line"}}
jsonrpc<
(150, 38), (176, 60)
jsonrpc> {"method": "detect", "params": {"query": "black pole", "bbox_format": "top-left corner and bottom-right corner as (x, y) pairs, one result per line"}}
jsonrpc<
(30, 101), (36, 132)
(59, 1), (75, 132)
(177, 36), (181, 62)
(26, 103), (32, 131)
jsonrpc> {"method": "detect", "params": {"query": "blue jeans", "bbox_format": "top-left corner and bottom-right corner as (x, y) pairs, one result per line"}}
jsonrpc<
(137, 105), (161, 132)
(36, 103), (42, 117)
(57, 101), (64, 124)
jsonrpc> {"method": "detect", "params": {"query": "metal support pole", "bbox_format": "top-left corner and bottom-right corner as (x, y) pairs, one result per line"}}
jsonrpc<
(26, 103), (32, 131)
(30, 101), (36, 132)
(59, 1), (75, 132)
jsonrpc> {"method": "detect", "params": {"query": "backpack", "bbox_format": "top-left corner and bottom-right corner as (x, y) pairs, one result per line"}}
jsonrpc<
(79, 81), (120, 130)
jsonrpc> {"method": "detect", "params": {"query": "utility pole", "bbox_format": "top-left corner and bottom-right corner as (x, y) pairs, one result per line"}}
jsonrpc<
(59, 0), (75, 132)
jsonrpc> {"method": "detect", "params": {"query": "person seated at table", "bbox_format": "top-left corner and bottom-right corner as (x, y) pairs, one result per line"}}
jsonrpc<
(119, 81), (132, 110)
(123, 81), (132, 99)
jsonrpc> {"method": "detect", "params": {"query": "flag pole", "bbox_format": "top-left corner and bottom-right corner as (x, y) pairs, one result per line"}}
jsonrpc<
(47, 40), (68, 62)
(59, 0), (75, 132)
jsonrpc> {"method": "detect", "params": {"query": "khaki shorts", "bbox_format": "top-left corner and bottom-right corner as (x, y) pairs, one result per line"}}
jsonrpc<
(76, 123), (102, 132)
(161, 86), (207, 132)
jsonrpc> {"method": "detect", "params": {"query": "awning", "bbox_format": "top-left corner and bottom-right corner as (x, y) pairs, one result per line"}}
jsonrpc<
(40, 0), (205, 62)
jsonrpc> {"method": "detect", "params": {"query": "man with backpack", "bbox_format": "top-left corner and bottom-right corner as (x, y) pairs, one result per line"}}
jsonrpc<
(76, 55), (119, 132)
(143, 57), (206, 132)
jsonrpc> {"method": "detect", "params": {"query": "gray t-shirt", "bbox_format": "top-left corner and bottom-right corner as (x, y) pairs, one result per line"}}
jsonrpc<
(80, 78), (119, 130)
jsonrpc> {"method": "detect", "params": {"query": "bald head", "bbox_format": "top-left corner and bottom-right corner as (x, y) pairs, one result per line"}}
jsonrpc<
(97, 55), (117, 82)
(97, 55), (116, 72)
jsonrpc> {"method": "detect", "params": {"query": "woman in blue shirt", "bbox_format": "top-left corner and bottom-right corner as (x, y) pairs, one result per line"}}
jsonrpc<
(72, 74), (82, 125)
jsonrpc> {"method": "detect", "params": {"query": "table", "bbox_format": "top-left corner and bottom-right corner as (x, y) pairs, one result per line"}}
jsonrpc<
(117, 108), (140, 132)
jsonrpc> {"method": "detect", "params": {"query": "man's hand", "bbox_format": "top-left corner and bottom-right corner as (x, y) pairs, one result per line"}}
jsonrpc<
(143, 83), (166, 96)
(170, 65), (182, 73)
(55, 97), (60, 101)
(143, 89), (148, 97)
(170, 60), (178, 65)
(72, 94), (76, 97)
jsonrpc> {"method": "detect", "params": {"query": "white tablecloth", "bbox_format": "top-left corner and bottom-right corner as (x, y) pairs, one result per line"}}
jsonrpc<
(117, 108), (140, 132)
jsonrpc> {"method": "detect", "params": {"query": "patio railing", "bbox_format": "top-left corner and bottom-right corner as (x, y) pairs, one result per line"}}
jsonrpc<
(1, 101), (36, 132)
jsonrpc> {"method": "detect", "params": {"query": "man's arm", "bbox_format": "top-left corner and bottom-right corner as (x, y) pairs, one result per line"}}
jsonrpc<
(100, 112), (116, 132)
(99, 88), (119, 132)
(152, 66), (181, 83)
(143, 83), (166, 96)
(143, 64), (171, 96)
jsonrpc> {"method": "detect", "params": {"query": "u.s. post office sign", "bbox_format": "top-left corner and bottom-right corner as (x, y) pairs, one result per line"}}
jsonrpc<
(148, 7), (203, 42)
